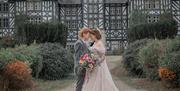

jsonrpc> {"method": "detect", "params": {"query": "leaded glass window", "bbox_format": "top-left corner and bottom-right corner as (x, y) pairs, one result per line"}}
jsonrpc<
(4, 3), (8, 12)
(66, 8), (71, 15)
(35, 2), (41, 10)
(116, 7), (121, 15)
(89, 5), (93, 13)
(29, 17), (41, 23)
(72, 8), (76, 15)
(0, 18), (9, 28)
(65, 21), (71, 28)
(147, 16), (159, 23)
(0, 3), (8, 12)
(117, 20), (121, 29)
(72, 21), (77, 29)
(110, 20), (116, 29)
(145, 0), (159, 9)
(27, 2), (33, 10)
(110, 7), (116, 15)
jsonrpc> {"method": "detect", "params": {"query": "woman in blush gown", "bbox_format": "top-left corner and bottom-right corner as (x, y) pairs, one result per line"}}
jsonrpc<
(82, 29), (119, 91)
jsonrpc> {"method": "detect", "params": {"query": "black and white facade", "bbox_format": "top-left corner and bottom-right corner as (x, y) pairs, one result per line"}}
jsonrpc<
(0, 0), (179, 51)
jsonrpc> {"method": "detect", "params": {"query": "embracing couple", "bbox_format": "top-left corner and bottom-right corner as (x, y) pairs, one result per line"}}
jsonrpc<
(74, 28), (119, 91)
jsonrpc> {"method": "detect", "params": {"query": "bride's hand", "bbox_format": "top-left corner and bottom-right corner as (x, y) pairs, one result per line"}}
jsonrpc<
(88, 47), (94, 52)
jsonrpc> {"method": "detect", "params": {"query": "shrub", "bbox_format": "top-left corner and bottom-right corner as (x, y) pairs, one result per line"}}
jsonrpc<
(0, 44), (42, 78)
(15, 22), (68, 47)
(159, 51), (180, 77)
(128, 13), (178, 42)
(3, 60), (33, 89)
(122, 39), (152, 76)
(138, 40), (165, 80)
(39, 43), (74, 80)
(159, 38), (180, 86)
(159, 51), (180, 87)
(0, 37), (15, 48)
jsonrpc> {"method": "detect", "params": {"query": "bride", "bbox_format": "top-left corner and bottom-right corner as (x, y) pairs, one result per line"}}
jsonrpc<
(81, 29), (119, 91)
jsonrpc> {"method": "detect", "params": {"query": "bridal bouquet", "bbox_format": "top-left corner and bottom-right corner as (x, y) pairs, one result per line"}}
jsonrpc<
(79, 53), (98, 71)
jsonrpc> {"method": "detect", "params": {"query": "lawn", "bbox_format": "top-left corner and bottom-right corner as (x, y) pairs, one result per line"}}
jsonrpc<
(0, 77), (74, 91)
(112, 64), (180, 91)
(32, 77), (74, 91)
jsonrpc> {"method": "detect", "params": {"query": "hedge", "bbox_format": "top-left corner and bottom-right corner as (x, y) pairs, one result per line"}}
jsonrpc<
(128, 13), (178, 42)
(15, 22), (68, 47)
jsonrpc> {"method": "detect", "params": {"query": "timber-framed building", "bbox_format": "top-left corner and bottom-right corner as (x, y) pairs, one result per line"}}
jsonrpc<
(0, 0), (179, 51)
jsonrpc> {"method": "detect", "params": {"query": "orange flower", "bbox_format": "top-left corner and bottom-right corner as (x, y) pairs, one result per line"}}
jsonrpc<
(79, 60), (84, 65)
(2, 59), (33, 89)
(3, 60), (32, 80)
(158, 67), (176, 80)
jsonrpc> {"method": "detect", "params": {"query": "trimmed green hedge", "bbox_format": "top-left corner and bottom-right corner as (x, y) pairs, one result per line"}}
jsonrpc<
(128, 13), (178, 42)
(15, 22), (68, 47)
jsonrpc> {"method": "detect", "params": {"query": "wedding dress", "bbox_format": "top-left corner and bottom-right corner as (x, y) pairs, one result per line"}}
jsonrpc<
(82, 40), (119, 91)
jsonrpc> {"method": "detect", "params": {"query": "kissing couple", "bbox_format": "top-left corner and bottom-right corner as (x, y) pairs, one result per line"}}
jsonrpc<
(74, 28), (119, 91)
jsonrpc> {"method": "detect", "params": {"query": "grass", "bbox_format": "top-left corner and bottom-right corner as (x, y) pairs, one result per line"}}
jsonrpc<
(111, 63), (180, 91)
(0, 77), (74, 91)
(32, 77), (74, 91)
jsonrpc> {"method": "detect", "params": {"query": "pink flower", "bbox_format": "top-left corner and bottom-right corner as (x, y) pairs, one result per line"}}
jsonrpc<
(80, 54), (88, 60)
(83, 54), (89, 59)
(88, 59), (94, 64)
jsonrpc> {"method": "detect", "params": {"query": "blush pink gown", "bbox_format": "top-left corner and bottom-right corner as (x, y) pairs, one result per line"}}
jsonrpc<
(82, 40), (119, 91)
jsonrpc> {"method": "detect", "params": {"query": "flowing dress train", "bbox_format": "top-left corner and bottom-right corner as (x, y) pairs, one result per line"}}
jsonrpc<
(82, 40), (119, 91)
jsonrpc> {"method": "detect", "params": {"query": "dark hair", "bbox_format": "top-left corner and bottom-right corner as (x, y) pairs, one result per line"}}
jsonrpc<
(90, 29), (102, 40)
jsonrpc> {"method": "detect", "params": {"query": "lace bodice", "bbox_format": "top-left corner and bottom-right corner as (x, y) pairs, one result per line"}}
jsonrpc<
(89, 40), (106, 61)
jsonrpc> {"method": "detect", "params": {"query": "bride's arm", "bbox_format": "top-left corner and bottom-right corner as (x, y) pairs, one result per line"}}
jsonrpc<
(95, 42), (106, 65)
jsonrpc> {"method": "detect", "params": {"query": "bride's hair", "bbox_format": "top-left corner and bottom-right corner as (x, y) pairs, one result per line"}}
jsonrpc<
(90, 29), (102, 40)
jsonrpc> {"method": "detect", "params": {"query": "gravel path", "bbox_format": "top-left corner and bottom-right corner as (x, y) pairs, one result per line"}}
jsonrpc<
(57, 56), (146, 91)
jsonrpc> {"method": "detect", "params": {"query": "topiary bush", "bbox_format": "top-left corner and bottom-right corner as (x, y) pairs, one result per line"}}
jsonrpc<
(122, 39), (152, 76)
(15, 22), (68, 47)
(3, 60), (33, 90)
(39, 43), (74, 80)
(128, 13), (178, 42)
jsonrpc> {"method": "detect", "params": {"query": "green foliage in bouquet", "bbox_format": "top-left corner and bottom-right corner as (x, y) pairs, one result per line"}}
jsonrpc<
(39, 43), (74, 80)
